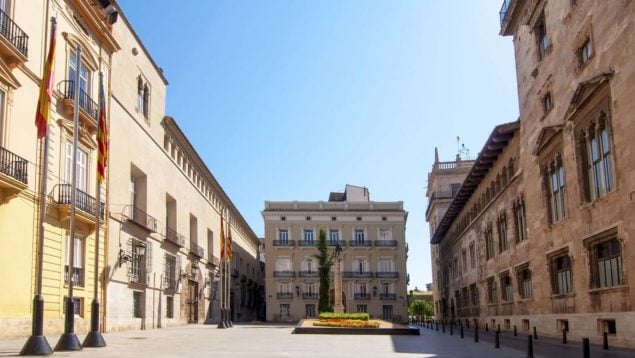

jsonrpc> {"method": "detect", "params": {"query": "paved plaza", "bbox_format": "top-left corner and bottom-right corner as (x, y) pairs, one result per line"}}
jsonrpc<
(1, 324), (635, 357)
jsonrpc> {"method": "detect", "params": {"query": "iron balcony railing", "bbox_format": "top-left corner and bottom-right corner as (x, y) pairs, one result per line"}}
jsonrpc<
(53, 184), (104, 219)
(0, 8), (28, 57)
(380, 293), (396, 300)
(354, 293), (371, 300)
(327, 240), (345, 247)
(163, 276), (177, 290)
(277, 292), (293, 299)
(58, 80), (99, 122)
(273, 240), (295, 247)
(298, 270), (319, 278)
(127, 266), (147, 285)
(64, 265), (84, 287)
(374, 240), (397, 247)
(499, 0), (513, 26)
(273, 271), (295, 278)
(342, 271), (373, 279)
(302, 292), (318, 299)
(165, 227), (185, 247)
(349, 240), (372, 247)
(124, 205), (158, 232)
(0, 146), (28, 184)
(298, 240), (316, 246)
(375, 272), (399, 279)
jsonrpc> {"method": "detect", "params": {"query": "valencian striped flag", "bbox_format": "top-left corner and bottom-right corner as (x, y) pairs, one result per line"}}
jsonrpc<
(220, 215), (226, 260)
(97, 73), (108, 183)
(35, 19), (57, 138)
(226, 219), (233, 260)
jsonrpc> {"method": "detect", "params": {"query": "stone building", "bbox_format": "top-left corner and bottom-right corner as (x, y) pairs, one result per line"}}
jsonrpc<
(263, 185), (409, 322)
(429, 0), (635, 348)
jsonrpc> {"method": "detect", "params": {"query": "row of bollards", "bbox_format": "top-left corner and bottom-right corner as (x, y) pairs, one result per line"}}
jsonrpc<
(415, 319), (611, 357)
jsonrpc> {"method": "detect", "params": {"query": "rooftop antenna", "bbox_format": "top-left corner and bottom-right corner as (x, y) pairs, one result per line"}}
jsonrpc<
(456, 136), (472, 160)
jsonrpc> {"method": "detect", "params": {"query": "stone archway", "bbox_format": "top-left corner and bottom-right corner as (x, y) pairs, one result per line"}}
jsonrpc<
(328, 289), (346, 312)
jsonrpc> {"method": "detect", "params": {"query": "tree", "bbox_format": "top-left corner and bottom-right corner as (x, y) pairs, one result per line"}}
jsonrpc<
(409, 300), (433, 318)
(315, 229), (333, 313)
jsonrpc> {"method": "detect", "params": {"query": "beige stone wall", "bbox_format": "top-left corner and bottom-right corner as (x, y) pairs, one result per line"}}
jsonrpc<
(263, 202), (408, 322)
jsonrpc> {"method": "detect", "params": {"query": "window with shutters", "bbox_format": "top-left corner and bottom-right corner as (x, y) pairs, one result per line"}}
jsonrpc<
(64, 234), (84, 286)
(163, 254), (178, 290)
(550, 255), (572, 295)
(517, 266), (533, 299)
(64, 142), (88, 192)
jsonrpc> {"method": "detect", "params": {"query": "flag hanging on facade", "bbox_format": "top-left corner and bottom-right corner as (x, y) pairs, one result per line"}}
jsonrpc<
(226, 219), (233, 261)
(97, 73), (108, 183)
(220, 215), (226, 259)
(35, 19), (57, 138)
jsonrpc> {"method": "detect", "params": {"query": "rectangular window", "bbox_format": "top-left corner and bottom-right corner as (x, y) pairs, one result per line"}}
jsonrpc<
(276, 257), (292, 272)
(356, 304), (367, 313)
(164, 254), (177, 290)
(497, 214), (508, 252)
(536, 13), (549, 60)
(166, 296), (174, 318)
(329, 229), (340, 245)
(450, 183), (461, 196)
(579, 38), (593, 65)
(487, 278), (498, 304)
(485, 224), (494, 260)
(64, 296), (83, 317)
(584, 119), (614, 201)
(543, 92), (553, 114)
(469, 243), (476, 269)
(518, 268), (533, 299)
(551, 255), (572, 294)
(64, 234), (84, 286)
(65, 142), (88, 191)
(133, 291), (143, 318)
(354, 229), (365, 244)
(305, 304), (316, 318)
(513, 198), (527, 242)
(547, 162), (566, 223)
(128, 240), (147, 284)
(594, 239), (622, 288)
(470, 284), (478, 305)
(278, 229), (289, 244)
(462, 250), (467, 272)
(379, 228), (391, 241)
(303, 229), (314, 244)
(501, 275), (513, 302)
(382, 305), (393, 320)
(68, 50), (90, 96)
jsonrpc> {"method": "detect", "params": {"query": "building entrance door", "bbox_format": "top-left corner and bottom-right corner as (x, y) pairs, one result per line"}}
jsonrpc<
(188, 280), (198, 323)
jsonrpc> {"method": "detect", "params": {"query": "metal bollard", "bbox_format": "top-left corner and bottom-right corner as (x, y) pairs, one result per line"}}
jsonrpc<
(485, 323), (488, 332)
(497, 324), (501, 333)
(495, 331), (500, 348)
(603, 331), (609, 350)
(474, 327), (479, 343)
(527, 335), (534, 358)
(533, 326), (538, 340)
(460, 323), (464, 338)
(442, 323), (445, 333)
(514, 325), (517, 336)
(583, 338), (590, 358)
(450, 324), (453, 335)
(436, 322), (439, 331)
(562, 329), (567, 344)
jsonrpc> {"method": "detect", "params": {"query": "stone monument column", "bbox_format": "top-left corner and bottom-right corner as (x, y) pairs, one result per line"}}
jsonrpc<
(333, 243), (344, 313)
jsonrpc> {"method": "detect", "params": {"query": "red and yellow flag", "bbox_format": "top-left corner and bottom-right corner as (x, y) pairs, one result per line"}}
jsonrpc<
(97, 74), (108, 183)
(220, 215), (226, 260)
(35, 20), (57, 138)
(226, 220), (233, 261)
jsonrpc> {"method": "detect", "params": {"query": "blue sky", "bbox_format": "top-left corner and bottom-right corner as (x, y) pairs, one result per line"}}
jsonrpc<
(117, 0), (519, 290)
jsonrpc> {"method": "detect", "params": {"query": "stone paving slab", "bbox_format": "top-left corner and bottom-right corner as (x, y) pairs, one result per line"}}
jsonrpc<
(1, 323), (634, 357)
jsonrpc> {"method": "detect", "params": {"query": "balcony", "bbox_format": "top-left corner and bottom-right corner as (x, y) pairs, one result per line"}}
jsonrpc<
(273, 240), (295, 247)
(348, 240), (372, 247)
(273, 271), (295, 278)
(374, 240), (397, 248)
(58, 80), (99, 134)
(380, 293), (396, 300)
(163, 276), (177, 291)
(191, 244), (204, 258)
(499, 0), (513, 26)
(277, 292), (293, 299)
(298, 270), (319, 278)
(122, 205), (158, 232)
(64, 265), (84, 287)
(0, 8), (28, 67)
(53, 184), (104, 229)
(0, 146), (28, 198)
(165, 227), (185, 247)
(127, 266), (147, 285)
(342, 271), (373, 279)
(302, 292), (318, 300)
(375, 272), (399, 279)
(208, 255), (220, 267)
(327, 240), (345, 247)
(298, 240), (316, 247)
(354, 293), (371, 300)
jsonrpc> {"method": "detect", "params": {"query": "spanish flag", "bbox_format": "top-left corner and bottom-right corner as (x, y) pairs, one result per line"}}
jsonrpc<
(35, 19), (57, 138)
(220, 215), (226, 260)
(97, 73), (108, 183)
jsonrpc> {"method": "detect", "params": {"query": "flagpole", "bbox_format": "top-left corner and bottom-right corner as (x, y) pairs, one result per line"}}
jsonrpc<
(83, 72), (106, 347)
(227, 216), (233, 327)
(55, 45), (82, 352)
(20, 17), (56, 357)
(217, 213), (227, 328)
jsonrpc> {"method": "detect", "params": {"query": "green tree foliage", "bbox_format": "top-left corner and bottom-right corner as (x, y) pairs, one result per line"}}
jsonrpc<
(409, 300), (433, 317)
(315, 229), (333, 313)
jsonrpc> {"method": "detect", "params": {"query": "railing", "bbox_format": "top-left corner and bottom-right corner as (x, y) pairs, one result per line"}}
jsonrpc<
(348, 240), (372, 247)
(302, 292), (318, 299)
(342, 271), (373, 279)
(124, 205), (158, 232)
(380, 293), (396, 300)
(53, 184), (104, 219)
(375, 272), (399, 278)
(0, 9), (28, 57)
(163, 276), (177, 290)
(273, 240), (295, 247)
(127, 266), (147, 285)
(273, 271), (295, 278)
(374, 240), (397, 247)
(499, 0), (513, 26)
(191, 244), (204, 258)
(58, 80), (99, 122)
(354, 293), (371, 300)
(277, 292), (293, 299)
(328, 240), (345, 247)
(0, 146), (28, 184)
(64, 265), (84, 287)
(298, 270), (319, 277)
(298, 240), (316, 246)
(165, 227), (185, 247)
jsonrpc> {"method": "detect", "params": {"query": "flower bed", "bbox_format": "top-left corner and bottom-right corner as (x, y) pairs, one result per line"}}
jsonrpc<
(318, 312), (369, 321)
(313, 318), (380, 328)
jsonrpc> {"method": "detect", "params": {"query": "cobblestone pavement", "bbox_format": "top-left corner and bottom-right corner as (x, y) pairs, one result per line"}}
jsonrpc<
(1, 323), (635, 357)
